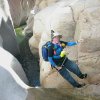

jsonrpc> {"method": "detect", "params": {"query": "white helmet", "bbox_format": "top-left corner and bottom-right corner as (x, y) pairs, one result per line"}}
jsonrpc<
(52, 32), (62, 39)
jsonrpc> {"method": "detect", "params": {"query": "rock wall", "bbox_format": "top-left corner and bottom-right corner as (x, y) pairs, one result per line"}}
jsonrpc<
(0, 64), (100, 100)
(0, 1), (29, 99)
(75, 6), (100, 85)
(29, 0), (76, 53)
(29, 0), (100, 88)
(7, 0), (58, 27)
(0, 0), (20, 57)
(0, 1), (100, 99)
(0, 0), (28, 85)
(8, 0), (35, 27)
(0, 65), (29, 100)
(0, 1), (29, 93)
(23, 0), (60, 35)
(0, 47), (28, 84)
(0, 65), (100, 100)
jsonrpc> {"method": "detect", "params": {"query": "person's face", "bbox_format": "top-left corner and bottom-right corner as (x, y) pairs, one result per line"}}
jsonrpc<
(53, 36), (60, 42)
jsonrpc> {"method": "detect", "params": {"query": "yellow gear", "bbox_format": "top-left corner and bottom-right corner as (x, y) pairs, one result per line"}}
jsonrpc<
(60, 51), (68, 57)
(61, 43), (66, 47)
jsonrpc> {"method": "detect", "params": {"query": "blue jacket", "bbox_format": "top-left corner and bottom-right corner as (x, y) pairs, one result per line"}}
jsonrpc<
(48, 41), (77, 68)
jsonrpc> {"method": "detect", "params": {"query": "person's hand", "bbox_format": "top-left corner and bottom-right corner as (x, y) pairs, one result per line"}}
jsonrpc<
(55, 66), (62, 71)
(77, 39), (84, 43)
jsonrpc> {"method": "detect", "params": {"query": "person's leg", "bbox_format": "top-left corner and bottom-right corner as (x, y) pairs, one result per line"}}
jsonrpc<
(58, 67), (81, 87)
(64, 59), (87, 79)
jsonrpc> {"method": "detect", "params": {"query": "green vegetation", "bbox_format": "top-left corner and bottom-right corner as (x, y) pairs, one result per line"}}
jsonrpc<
(15, 25), (25, 44)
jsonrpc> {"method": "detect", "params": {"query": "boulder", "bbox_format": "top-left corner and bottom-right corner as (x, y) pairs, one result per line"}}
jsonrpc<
(22, 0), (60, 35)
(0, 47), (28, 84)
(8, 0), (58, 27)
(22, 13), (34, 35)
(69, 0), (100, 21)
(0, 65), (100, 100)
(8, 0), (35, 27)
(0, 0), (28, 84)
(0, 65), (29, 100)
(0, 63), (100, 100)
(75, 6), (100, 86)
(23, 0), (77, 35)
(0, 0), (20, 57)
(33, 0), (59, 10)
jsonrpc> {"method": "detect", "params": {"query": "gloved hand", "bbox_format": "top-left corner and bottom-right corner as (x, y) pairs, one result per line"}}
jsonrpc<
(60, 51), (68, 57)
(55, 66), (62, 71)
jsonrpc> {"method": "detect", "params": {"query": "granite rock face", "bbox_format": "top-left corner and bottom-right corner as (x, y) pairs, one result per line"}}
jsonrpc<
(0, 0), (100, 100)
(29, 0), (100, 88)
(75, 6), (100, 85)
(0, 0), (28, 84)
(23, 0), (61, 35)
(0, 0), (20, 57)
(8, 0), (35, 27)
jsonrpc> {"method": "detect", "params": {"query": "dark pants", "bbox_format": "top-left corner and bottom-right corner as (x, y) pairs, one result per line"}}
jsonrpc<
(58, 59), (82, 87)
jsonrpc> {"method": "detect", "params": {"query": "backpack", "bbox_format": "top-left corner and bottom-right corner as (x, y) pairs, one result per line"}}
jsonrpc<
(42, 41), (53, 61)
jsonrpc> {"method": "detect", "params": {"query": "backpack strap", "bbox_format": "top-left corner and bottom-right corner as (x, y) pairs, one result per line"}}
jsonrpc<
(46, 41), (54, 48)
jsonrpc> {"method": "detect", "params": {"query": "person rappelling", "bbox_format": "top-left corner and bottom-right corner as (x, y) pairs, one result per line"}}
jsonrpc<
(42, 30), (87, 88)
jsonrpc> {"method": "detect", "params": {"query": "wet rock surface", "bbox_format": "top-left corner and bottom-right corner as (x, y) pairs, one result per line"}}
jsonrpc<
(18, 33), (40, 87)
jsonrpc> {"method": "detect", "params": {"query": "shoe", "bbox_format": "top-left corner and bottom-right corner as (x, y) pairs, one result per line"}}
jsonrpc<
(79, 73), (87, 79)
(76, 83), (86, 88)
